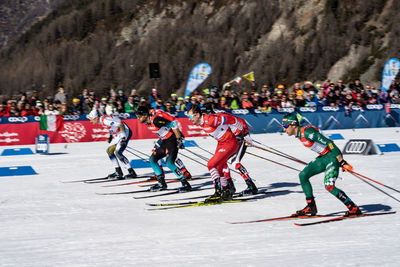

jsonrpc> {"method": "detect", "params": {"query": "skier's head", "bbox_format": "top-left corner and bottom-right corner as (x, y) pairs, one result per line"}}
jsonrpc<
(282, 113), (299, 136)
(187, 104), (202, 125)
(88, 109), (99, 124)
(136, 105), (150, 123)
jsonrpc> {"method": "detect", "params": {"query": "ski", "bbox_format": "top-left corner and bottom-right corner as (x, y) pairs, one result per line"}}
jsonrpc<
(61, 176), (109, 183)
(228, 214), (341, 224)
(102, 174), (210, 188)
(294, 211), (396, 226)
(147, 198), (257, 211)
(133, 186), (213, 199)
(96, 188), (177, 196)
(137, 176), (210, 188)
(84, 174), (154, 184)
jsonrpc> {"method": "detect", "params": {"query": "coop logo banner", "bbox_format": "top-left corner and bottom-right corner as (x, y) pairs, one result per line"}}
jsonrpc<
(382, 58), (400, 92)
(184, 63), (212, 97)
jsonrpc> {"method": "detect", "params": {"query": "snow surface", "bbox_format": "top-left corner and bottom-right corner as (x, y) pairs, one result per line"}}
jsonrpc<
(1, 128), (400, 267)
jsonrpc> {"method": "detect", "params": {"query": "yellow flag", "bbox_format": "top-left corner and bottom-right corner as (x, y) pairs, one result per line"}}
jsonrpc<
(242, 71), (255, 82)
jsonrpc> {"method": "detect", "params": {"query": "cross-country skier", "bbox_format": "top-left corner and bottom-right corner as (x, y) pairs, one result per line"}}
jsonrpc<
(220, 112), (258, 195)
(135, 106), (192, 192)
(88, 109), (137, 179)
(282, 113), (362, 216)
(187, 104), (239, 202)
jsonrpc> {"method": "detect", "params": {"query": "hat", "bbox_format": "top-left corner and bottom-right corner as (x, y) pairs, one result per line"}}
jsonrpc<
(277, 90), (282, 94)
(118, 90), (123, 94)
(101, 97), (107, 101)
(171, 93), (177, 97)
(185, 96), (190, 99)
(73, 98), (79, 103)
(282, 113), (300, 126)
(152, 88), (157, 92)
(316, 83), (322, 87)
(254, 92), (260, 96)
(278, 84), (285, 89)
(178, 97), (184, 100)
(221, 97), (226, 101)
(296, 90), (304, 96)
(131, 89), (136, 93)
(88, 109), (99, 120)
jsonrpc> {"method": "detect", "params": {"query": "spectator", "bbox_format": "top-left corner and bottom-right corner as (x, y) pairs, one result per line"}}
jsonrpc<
(241, 92), (254, 110)
(0, 103), (10, 117)
(175, 97), (185, 111)
(45, 104), (60, 115)
(117, 90), (127, 104)
(169, 93), (178, 106)
(149, 88), (159, 109)
(229, 91), (241, 109)
(58, 102), (71, 115)
(124, 96), (136, 113)
(20, 103), (38, 116)
(350, 79), (364, 92)
(81, 98), (91, 114)
(72, 98), (82, 115)
(218, 97), (230, 110)
(304, 92), (316, 107)
(185, 96), (197, 111)
(80, 88), (89, 103)
(315, 90), (327, 107)
(54, 87), (67, 103)
(335, 80), (345, 91)
(130, 89), (140, 106)
(155, 99), (165, 111)
(391, 91), (400, 104)
(105, 101), (117, 115)
(116, 100), (125, 114)
(326, 91), (337, 106)
(165, 101), (177, 114)
(294, 91), (306, 107)
(280, 94), (294, 108)
(269, 94), (281, 110)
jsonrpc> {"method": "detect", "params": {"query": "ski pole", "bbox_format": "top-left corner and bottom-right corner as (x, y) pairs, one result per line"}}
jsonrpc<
(253, 140), (304, 163)
(246, 151), (302, 172)
(350, 172), (400, 203)
(179, 151), (208, 168)
(350, 170), (400, 194)
(185, 147), (241, 175)
(184, 147), (210, 162)
(125, 147), (149, 161)
(195, 145), (214, 156)
(127, 145), (149, 158)
(253, 145), (307, 165)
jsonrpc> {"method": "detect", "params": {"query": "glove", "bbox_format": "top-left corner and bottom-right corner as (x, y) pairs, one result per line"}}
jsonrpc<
(107, 135), (113, 143)
(244, 134), (254, 147)
(340, 160), (353, 172)
(120, 137), (127, 147)
(177, 137), (185, 149)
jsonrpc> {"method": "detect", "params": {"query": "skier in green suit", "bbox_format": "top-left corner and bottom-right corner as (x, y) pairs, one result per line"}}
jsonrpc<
(282, 113), (362, 216)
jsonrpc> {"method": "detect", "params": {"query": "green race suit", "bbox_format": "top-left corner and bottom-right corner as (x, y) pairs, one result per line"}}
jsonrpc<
(296, 125), (353, 205)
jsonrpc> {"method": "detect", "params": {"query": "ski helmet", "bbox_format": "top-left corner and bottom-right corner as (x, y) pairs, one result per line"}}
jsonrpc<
(88, 109), (99, 120)
(136, 105), (150, 116)
(282, 113), (299, 126)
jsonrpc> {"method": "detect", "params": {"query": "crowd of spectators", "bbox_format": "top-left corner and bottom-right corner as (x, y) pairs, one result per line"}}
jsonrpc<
(1, 79), (400, 118)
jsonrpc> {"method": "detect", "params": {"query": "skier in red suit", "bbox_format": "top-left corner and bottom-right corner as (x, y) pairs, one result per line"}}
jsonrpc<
(187, 104), (238, 202)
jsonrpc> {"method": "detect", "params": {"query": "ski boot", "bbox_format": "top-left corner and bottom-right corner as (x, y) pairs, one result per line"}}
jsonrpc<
(182, 168), (192, 180)
(205, 184), (222, 203)
(241, 179), (258, 196)
(178, 179), (192, 192)
(293, 198), (317, 216)
(227, 178), (236, 194)
(345, 202), (362, 216)
(221, 186), (233, 201)
(107, 167), (124, 180)
(123, 168), (137, 179)
(150, 175), (167, 191)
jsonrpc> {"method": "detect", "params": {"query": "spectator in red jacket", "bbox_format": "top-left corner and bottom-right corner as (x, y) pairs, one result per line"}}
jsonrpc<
(20, 103), (39, 116)
(0, 103), (10, 117)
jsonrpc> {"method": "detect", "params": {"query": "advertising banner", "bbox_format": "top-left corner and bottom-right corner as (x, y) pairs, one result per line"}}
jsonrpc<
(184, 63), (212, 97)
(382, 58), (400, 92)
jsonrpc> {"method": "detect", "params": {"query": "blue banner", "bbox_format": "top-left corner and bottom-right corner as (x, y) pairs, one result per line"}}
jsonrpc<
(184, 63), (212, 97)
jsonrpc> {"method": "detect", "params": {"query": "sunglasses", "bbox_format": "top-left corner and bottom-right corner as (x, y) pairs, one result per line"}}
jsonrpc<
(282, 124), (290, 129)
(187, 114), (194, 119)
